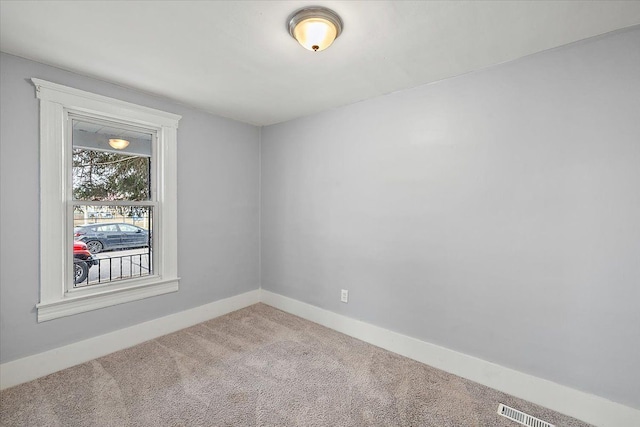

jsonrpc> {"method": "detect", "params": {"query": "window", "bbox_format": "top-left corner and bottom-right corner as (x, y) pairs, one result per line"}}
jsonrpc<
(71, 117), (154, 288)
(34, 79), (181, 322)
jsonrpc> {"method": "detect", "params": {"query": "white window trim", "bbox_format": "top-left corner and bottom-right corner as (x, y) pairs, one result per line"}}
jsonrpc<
(33, 78), (181, 322)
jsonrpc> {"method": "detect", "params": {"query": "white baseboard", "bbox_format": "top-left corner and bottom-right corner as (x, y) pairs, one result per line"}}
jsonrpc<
(0, 289), (260, 391)
(3, 287), (638, 427)
(260, 289), (640, 427)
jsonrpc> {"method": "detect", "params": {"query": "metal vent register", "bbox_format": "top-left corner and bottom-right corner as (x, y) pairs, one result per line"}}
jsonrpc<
(497, 404), (555, 427)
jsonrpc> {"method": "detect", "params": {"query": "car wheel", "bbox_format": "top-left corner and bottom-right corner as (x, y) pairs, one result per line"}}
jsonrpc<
(74, 260), (89, 284)
(86, 240), (103, 254)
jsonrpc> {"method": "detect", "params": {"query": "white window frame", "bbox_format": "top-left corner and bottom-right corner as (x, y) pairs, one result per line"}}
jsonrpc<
(33, 79), (181, 322)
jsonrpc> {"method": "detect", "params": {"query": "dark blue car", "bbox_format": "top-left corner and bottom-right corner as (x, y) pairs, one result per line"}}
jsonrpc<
(74, 223), (150, 254)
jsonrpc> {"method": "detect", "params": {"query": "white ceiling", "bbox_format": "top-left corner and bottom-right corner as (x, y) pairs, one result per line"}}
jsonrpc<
(1, 1), (639, 126)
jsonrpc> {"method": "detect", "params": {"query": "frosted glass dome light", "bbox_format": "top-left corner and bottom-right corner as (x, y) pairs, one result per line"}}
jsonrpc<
(108, 138), (130, 149)
(287, 7), (343, 52)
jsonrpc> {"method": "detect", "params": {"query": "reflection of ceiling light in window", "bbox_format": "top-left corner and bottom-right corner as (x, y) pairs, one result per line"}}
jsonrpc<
(287, 7), (343, 52)
(108, 138), (130, 149)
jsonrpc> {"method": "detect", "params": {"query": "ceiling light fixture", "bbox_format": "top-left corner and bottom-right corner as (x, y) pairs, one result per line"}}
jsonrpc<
(108, 138), (130, 150)
(287, 6), (343, 52)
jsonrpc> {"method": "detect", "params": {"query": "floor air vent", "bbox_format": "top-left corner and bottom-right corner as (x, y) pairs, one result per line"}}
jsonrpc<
(497, 404), (554, 427)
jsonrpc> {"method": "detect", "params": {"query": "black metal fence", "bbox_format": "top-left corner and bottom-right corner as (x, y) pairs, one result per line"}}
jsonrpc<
(74, 252), (152, 287)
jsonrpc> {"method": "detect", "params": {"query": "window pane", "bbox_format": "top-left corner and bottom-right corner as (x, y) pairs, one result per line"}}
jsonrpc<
(72, 205), (153, 288)
(72, 119), (152, 201)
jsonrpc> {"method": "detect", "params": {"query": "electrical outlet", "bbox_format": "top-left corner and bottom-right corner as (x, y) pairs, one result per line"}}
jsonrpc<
(341, 289), (349, 303)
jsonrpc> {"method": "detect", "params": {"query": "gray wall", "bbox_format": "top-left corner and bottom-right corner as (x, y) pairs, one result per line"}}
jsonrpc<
(0, 53), (260, 363)
(2, 27), (639, 409)
(260, 27), (640, 408)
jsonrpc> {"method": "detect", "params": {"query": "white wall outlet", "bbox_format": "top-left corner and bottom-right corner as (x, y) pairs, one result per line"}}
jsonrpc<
(341, 289), (349, 303)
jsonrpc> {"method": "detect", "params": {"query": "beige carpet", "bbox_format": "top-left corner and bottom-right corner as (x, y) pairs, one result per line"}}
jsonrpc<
(1, 303), (591, 426)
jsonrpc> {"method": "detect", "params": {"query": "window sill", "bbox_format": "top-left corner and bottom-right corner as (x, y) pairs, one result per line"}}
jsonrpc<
(36, 278), (179, 322)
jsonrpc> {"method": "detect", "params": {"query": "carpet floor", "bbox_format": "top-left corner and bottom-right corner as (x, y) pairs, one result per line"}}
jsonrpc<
(1, 303), (592, 427)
